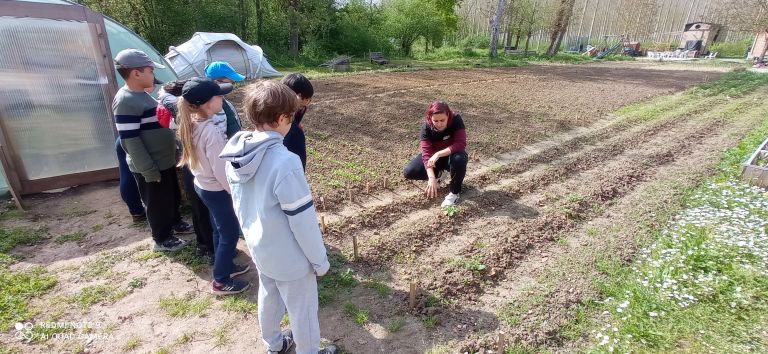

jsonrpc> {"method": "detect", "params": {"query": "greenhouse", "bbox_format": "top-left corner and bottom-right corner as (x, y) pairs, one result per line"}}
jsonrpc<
(0, 0), (177, 200)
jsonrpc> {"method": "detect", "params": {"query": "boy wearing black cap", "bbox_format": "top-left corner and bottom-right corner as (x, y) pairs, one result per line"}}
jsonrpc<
(113, 49), (187, 252)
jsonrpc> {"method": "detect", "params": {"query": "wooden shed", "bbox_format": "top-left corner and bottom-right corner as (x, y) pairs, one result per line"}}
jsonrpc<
(679, 22), (722, 56)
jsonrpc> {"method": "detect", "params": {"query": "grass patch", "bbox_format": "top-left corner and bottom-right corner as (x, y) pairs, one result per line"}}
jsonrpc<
(158, 294), (213, 318)
(78, 252), (123, 279)
(221, 294), (258, 314)
(165, 246), (209, 272)
(69, 284), (128, 309)
(56, 231), (86, 244)
(174, 331), (195, 346)
(386, 317), (405, 333)
(343, 302), (370, 326)
(363, 279), (391, 297)
(0, 266), (57, 331)
(127, 277), (146, 290)
(318, 252), (358, 306)
(121, 336), (140, 352)
(587, 98), (768, 352)
(0, 226), (48, 254)
(422, 314), (438, 329)
(691, 70), (768, 98)
(213, 325), (229, 347)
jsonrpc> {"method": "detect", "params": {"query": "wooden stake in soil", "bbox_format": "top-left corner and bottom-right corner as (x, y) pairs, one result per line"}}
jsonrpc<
(320, 215), (327, 235)
(409, 283), (418, 308)
(352, 235), (359, 261)
(497, 332), (506, 353)
(348, 188), (353, 202)
(383, 176), (388, 189)
(320, 196), (325, 211)
(516, 134), (521, 148)
(365, 182), (370, 194)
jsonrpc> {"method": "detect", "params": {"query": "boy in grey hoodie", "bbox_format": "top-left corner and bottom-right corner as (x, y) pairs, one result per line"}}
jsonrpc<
(219, 80), (337, 354)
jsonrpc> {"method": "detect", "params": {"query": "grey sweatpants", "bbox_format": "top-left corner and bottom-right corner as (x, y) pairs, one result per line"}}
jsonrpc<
(258, 270), (320, 354)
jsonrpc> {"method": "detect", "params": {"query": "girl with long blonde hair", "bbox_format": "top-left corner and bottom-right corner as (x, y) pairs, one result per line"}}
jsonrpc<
(177, 77), (250, 295)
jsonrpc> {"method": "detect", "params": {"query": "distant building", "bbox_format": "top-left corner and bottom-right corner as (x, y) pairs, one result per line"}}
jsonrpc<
(679, 22), (722, 56)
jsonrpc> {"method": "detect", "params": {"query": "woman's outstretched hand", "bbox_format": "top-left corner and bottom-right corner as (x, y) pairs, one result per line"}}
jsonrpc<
(425, 178), (439, 198)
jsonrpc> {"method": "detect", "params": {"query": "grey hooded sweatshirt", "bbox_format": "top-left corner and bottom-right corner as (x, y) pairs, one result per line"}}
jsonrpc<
(220, 130), (330, 281)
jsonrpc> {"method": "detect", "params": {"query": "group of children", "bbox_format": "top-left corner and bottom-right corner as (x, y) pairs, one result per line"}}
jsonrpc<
(111, 47), (468, 354)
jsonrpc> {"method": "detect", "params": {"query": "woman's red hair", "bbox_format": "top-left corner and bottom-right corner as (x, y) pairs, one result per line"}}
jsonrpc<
(425, 101), (453, 123)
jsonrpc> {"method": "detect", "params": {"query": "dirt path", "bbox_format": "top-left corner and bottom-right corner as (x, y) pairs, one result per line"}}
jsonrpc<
(3, 62), (751, 354)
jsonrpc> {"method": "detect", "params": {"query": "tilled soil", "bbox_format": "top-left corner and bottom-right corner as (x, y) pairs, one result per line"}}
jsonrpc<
(3, 62), (753, 354)
(228, 63), (717, 212)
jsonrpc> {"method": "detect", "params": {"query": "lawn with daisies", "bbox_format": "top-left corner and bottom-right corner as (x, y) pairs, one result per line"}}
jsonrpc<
(589, 123), (768, 353)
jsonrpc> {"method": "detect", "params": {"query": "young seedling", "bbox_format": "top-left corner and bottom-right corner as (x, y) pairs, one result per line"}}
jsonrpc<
(443, 205), (460, 217)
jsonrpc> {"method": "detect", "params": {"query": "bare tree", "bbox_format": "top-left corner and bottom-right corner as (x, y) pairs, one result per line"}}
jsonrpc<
(546, 0), (576, 55)
(713, 0), (768, 60)
(289, 0), (300, 56)
(490, 0), (508, 57)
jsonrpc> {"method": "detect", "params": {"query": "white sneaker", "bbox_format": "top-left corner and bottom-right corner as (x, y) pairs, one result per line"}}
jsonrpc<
(441, 192), (460, 207)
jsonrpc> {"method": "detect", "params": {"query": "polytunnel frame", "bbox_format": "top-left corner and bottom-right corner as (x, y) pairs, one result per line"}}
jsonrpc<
(0, 1), (119, 206)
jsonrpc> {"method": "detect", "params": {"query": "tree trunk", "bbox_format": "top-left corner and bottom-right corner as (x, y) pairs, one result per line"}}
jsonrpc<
(524, 31), (532, 56)
(255, 0), (263, 44)
(514, 29), (522, 48)
(288, 0), (299, 57)
(489, 0), (508, 58)
(505, 22), (513, 48)
(239, 0), (247, 41)
(547, 0), (575, 55)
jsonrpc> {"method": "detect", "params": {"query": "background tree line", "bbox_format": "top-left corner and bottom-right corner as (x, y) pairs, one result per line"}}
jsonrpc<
(76, 0), (761, 64)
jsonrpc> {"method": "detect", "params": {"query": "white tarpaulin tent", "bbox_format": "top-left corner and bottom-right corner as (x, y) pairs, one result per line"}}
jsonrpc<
(165, 32), (281, 80)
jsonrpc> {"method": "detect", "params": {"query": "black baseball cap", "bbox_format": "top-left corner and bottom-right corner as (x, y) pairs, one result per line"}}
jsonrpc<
(181, 77), (233, 105)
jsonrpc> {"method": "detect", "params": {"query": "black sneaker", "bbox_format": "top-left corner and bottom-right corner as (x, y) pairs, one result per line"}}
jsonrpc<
(318, 345), (339, 354)
(230, 263), (251, 278)
(173, 221), (194, 234)
(211, 279), (250, 295)
(195, 246), (212, 257)
(153, 236), (188, 252)
(268, 329), (294, 354)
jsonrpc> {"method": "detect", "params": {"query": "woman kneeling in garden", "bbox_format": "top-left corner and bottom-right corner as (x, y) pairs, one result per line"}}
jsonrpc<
(403, 101), (468, 207)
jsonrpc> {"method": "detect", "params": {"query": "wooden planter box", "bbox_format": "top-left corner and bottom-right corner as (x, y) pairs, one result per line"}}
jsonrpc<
(741, 137), (768, 188)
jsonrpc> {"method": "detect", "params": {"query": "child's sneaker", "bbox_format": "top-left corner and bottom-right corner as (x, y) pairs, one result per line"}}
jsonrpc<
(211, 279), (250, 295)
(441, 192), (460, 207)
(173, 220), (194, 234)
(269, 329), (294, 354)
(230, 263), (250, 278)
(318, 345), (339, 354)
(153, 236), (188, 252)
